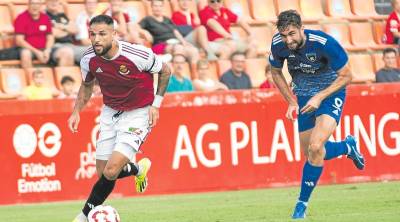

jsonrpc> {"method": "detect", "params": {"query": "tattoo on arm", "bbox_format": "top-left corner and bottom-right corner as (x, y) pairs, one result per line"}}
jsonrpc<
(155, 63), (171, 96)
(72, 80), (95, 113)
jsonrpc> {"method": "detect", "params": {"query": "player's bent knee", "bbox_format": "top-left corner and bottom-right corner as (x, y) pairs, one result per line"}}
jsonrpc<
(308, 143), (325, 158)
(103, 165), (120, 180)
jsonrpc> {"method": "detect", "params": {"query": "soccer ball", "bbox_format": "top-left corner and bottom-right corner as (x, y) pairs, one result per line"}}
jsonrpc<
(88, 205), (121, 222)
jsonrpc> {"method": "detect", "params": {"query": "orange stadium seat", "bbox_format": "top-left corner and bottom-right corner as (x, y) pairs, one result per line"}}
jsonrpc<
(0, 68), (27, 95)
(54, 66), (82, 91)
(216, 59), (231, 77)
(0, 0), (27, 4)
(249, 0), (277, 23)
(324, 0), (368, 21)
(207, 61), (220, 81)
(322, 23), (364, 51)
(300, 0), (327, 21)
(304, 23), (323, 31)
(143, 0), (172, 18)
(372, 20), (389, 45)
(123, 0), (148, 23)
(0, 5), (14, 34)
(26, 67), (58, 92)
(224, 0), (258, 24)
(371, 52), (384, 73)
(246, 58), (268, 88)
(66, 4), (85, 24)
(349, 0), (387, 21)
(349, 22), (387, 50)
(349, 53), (375, 83)
(252, 25), (273, 56)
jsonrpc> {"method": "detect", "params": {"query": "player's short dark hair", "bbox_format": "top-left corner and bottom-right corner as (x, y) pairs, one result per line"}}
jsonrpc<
(89, 15), (114, 26)
(230, 51), (246, 61)
(383, 47), (398, 56)
(61, 76), (75, 85)
(276, 10), (302, 32)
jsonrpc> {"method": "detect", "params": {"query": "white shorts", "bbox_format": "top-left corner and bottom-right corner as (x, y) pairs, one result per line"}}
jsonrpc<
(96, 105), (151, 161)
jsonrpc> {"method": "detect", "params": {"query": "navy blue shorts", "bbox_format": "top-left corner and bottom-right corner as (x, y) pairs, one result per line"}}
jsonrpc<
(297, 91), (346, 132)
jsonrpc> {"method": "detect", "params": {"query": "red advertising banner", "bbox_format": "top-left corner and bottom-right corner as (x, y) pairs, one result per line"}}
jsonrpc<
(0, 83), (399, 205)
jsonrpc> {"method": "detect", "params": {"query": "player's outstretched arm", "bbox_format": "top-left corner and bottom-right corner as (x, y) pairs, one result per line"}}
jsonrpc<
(68, 80), (95, 133)
(148, 63), (171, 127)
(271, 67), (298, 121)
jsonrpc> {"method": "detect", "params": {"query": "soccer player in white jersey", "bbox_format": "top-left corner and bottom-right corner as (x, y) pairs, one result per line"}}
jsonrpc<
(269, 10), (365, 219)
(69, 15), (171, 222)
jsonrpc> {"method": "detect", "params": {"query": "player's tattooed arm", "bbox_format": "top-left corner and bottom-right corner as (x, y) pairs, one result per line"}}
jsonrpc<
(68, 80), (95, 133)
(155, 62), (171, 97)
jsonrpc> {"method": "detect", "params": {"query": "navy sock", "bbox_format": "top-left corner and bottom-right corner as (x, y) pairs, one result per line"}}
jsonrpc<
(117, 162), (139, 179)
(299, 161), (323, 203)
(82, 175), (116, 216)
(324, 140), (348, 160)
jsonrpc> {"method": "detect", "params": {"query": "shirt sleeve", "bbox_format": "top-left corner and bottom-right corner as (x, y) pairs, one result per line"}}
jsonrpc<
(323, 35), (348, 71)
(80, 54), (95, 82)
(14, 14), (25, 35)
(269, 44), (285, 69)
(225, 8), (238, 23)
(133, 44), (163, 74)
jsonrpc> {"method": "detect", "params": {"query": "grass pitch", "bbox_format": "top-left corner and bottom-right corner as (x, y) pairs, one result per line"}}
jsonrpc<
(1, 181), (399, 222)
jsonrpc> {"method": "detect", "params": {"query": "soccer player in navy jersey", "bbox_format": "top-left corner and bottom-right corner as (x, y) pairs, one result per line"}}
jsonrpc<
(269, 10), (365, 219)
(68, 15), (171, 222)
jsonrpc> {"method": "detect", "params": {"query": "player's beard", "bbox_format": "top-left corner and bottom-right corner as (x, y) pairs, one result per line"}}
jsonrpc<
(287, 38), (305, 50)
(94, 43), (112, 57)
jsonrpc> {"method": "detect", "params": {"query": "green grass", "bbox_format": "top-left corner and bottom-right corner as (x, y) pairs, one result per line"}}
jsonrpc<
(1, 181), (399, 222)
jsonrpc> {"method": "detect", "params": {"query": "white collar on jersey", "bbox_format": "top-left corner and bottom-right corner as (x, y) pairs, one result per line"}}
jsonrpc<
(100, 40), (122, 61)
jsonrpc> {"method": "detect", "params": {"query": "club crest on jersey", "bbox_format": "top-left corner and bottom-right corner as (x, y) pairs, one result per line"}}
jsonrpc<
(118, 65), (130, 75)
(306, 53), (317, 62)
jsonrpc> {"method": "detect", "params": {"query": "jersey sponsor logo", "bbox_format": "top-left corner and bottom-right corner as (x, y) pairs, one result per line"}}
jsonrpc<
(306, 53), (317, 62)
(118, 65), (130, 75)
(96, 67), (103, 73)
(289, 54), (295, 58)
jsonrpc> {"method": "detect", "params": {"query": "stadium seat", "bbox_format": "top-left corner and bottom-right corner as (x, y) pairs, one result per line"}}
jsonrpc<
(245, 58), (268, 87)
(248, 0), (277, 23)
(349, 0), (387, 21)
(372, 20), (388, 45)
(224, 0), (259, 24)
(0, 0), (26, 4)
(349, 22), (388, 50)
(216, 59), (231, 77)
(371, 52), (384, 73)
(349, 53), (375, 83)
(304, 23), (323, 31)
(26, 67), (58, 92)
(143, 0), (172, 18)
(0, 68), (27, 95)
(322, 23), (364, 51)
(123, 1), (148, 23)
(0, 5), (14, 34)
(207, 61), (220, 81)
(53, 66), (82, 91)
(252, 25), (273, 56)
(300, 0), (327, 21)
(324, 0), (368, 21)
(66, 4), (85, 24)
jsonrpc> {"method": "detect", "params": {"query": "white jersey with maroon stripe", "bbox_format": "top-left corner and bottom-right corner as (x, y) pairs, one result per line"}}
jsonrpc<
(80, 40), (162, 111)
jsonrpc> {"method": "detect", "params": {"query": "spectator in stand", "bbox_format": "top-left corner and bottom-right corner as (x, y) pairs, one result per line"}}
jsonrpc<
(22, 69), (55, 100)
(376, 48), (400, 82)
(139, 0), (199, 65)
(199, 0), (257, 59)
(0, 92), (19, 100)
(58, 76), (77, 98)
(167, 54), (194, 92)
(46, 0), (85, 64)
(260, 63), (276, 89)
(193, 59), (228, 91)
(75, 0), (99, 46)
(103, 0), (144, 44)
(220, 52), (252, 90)
(14, 0), (73, 68)
(172, 0), (217, 60)
(385, 0), (400, 45)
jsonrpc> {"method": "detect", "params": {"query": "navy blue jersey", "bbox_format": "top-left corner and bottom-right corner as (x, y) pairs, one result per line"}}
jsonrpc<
(269, 29), (348, 96)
